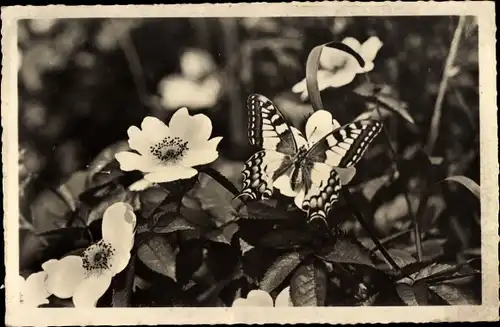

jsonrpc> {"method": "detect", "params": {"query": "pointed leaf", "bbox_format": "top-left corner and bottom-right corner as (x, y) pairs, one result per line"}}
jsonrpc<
(206, 223), (239, 245)
(443, 176), (480, 199)
(137, 235), (176, 281)
(319, 236), (375, 268)
(429, 284), (479, 305)
(260, 251), (308, 293)
(290, 263), (328, 306)
(153, 215), (197, 234)
(395, 282), (430, 306)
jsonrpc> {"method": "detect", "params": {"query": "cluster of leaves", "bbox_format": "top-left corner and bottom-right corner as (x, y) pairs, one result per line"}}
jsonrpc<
(19, 16), (481, 307)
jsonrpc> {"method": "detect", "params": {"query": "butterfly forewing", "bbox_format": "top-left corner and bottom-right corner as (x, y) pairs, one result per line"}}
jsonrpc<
(306, 120), (382, 168)
(247, 94), (298, 156)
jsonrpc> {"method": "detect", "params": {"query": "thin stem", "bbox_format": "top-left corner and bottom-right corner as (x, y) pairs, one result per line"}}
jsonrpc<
(370, 85), (423, 262)
(341, 189), (401, 272)
(425, 16), (466, 154)
(198, 166), (241, 199)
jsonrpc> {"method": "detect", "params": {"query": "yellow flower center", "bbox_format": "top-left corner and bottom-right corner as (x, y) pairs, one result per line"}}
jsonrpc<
(82, 240), (115, 274)
(150, 136), (189, 164)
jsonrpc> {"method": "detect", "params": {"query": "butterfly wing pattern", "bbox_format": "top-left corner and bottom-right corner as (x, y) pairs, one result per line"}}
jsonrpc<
(240, 94), (296, 200)
(302, 120), (383, 222)
(241, 93), (383, 224)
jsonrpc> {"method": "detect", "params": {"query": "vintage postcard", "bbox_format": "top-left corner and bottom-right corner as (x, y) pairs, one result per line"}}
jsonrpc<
(2, 2), (498, 325)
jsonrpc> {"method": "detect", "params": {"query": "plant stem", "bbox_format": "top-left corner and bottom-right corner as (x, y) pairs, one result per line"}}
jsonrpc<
(425, 16), (466, 154)
(341, 190), (401, 272)
(199, 166), (241, 199)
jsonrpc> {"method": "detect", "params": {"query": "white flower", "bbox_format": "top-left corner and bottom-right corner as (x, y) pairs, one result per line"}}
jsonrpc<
(43, 202), (136, 307)
(159, 74), (221, 110)
(292, 36), (383, 100)
(273, 110), (357, 210)
(17, 271), (51, 307)
(159, 48), (221, 111)
(232, 287), (292, 307)
(115, 108), (222, 184)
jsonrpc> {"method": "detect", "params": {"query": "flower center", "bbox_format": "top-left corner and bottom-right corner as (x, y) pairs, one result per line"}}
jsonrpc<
(82, 240), (115, 275)
(149, 136), (189, 164)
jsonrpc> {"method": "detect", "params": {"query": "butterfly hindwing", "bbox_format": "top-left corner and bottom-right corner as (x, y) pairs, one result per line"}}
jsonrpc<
(247, 94), (297, 156)
(307, 120), (382, 168)
(240, 150), (292, 200)
(300, 162), (342, 223)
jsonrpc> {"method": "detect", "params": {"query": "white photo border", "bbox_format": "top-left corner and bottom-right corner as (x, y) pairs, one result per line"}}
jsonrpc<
(2, 2), (498, 325)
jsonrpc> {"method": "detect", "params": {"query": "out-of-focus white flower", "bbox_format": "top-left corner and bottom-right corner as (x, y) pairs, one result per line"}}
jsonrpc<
(115, 108), (222, 184)
(29, 19), (56, 34)
(273, 110), (356, 210)
(159, 48), (222, 111)
(43, 202), (136, 307)
(17, 47), (23, 72)
(159, 75), (222, 110)
(292, 36), (383, 100)
(180, 48), (216, 80)
(18, 271), (51, 307)
(232, 287), (292, 307)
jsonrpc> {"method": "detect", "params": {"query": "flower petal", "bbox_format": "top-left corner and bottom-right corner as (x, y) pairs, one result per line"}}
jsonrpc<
(140, 116), (170, 144)
(319, 47), (349, 70)
(273, 173), (297, 198)
(127, 126), (150, 154)
(360, 36), (383, 63)
(291, 77), (307, 94)
(233, 290), (274, 307)
(305, 110), (335, 146)
(23, 271), (50, 307)
(115, 151), (158, 173)
(109, 250), (131, 276)
(336, 167), (356, 185)
(144, 166), (198, 184)
(129, 178), (155, 192)
(290, 127), (308, 149)
(169, 107), (213, 143)
(294, 188), (306, 211)
(342, 37), (362, 53)
(72, 272), (112, 308)
(44, 256), (86, 299)
(102, 202), (136, 253)
(321, 69), (357, 88)
(274, 286), (292, 307)
(180, 136), (222, 167)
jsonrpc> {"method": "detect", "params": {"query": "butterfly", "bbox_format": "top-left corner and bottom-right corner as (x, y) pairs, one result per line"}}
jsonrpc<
(239, 94), (383, 223)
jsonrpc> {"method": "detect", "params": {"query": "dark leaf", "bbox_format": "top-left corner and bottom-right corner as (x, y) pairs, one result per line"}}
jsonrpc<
(153, 215), (197, 234)
(111, 253), (136, 307)
(260, 251), (308, 293)
(290, 262), (328, 306)
(258, 229), (314, 250)
(429, 284), (479, 305)
(443, 176), (480, 199)
(176, 240), (204, 285)
(395, 282), (429, 306)
(137, 235), (176, 281)
(319, 236), (376, 268)
(375, 248), (416, 272)
(86, 141), (130, 184)
(237, 201), (302, 221)
(205, 223), (239, 245)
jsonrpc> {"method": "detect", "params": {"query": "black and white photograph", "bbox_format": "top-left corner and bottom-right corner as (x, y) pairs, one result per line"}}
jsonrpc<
(2, 2), (498, 325)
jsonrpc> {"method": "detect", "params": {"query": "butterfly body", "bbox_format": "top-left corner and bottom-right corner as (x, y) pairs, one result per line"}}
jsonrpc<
(241, 94), (382, 223)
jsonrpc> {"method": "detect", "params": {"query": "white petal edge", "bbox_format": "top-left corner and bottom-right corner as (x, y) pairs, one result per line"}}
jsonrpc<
(180, 136), (222, 167)
(23, 271), (50, 307)
(144, 166), (198, 184)
(274, 286), (292, 307)
(129, 178), (155, 192)
(44, 256), (86, 299)
(127, 125), (150, 154)
(72, 273), (113, 308)
(305, 110), (335, 146)
(102, 202), (136, 253)
(169, 107), (213, 143)
(235, 290), (274, 307)
(360, 36), (383, 63)
(140, 116), (170, 144)
(115, 151), (159, 173)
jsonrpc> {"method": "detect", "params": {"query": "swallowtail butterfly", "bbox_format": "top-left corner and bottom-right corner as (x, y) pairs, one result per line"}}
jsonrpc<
(240, 94), (382, 223)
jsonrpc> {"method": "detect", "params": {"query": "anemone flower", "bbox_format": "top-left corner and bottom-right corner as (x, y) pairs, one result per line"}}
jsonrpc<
(43, 202), (136, 307)
(273, 110), (357, 210)
(292, 36), (383, 100)
(232, 287), (292, 307)
(115, 108), (222, 185)
(17, 271), (51, 307)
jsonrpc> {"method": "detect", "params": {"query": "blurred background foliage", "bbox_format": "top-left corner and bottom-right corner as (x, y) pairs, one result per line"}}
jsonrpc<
(18, 16), (480, 271)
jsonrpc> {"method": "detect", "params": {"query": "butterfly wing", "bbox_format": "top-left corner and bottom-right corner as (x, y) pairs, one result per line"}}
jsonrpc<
(247, 94), (298, 156)
(298, 120), (382, 223)
(240, 150), (292, 200)
(300, 162), (342, 223)
(306, 120), (383, 168)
